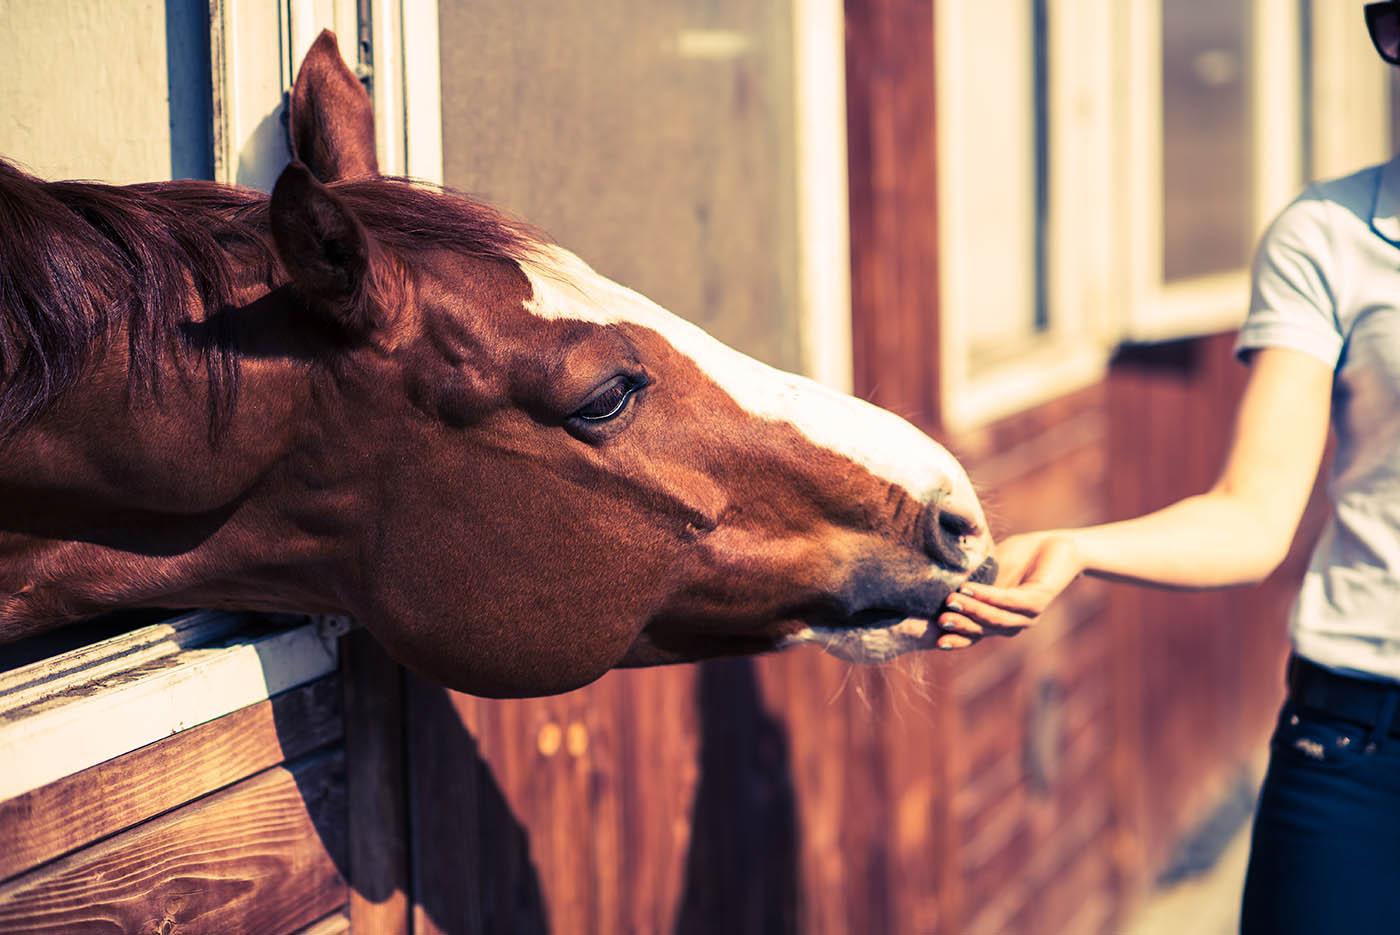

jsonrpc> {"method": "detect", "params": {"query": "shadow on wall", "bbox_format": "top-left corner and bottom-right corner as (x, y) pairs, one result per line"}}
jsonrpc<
(272, 631), (548, 935)
(397, 677), (550, 935)
(274, 641), (801, 933)
(675, 658), (801, 935)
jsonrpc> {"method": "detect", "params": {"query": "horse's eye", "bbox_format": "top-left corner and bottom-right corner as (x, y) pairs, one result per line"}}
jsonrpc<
(572, 376), (643, 422)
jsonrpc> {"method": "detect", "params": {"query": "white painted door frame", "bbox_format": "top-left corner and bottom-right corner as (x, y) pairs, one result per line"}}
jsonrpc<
(210, 0), (442, 189)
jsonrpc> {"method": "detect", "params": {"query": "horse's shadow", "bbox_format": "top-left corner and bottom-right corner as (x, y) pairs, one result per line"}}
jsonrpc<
(676, 658), (801, 934)
(277, 637), (800, 934)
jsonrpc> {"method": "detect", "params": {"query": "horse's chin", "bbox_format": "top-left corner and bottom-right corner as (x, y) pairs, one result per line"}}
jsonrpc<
(789, 615), (939, 665)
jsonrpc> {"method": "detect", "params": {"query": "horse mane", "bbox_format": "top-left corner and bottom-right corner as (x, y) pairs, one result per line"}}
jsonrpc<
(0, 157), (539, 440)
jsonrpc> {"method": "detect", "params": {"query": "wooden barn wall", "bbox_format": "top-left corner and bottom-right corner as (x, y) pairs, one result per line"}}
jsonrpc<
(1104, 334), (1327, 881)
(396, 2), (1323, 933)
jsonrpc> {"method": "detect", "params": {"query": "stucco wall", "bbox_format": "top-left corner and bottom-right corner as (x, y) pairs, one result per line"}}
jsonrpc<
(0, 0), (211, 183)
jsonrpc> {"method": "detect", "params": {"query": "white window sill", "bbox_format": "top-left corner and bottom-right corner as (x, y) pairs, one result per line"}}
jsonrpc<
(942, 339), (1111, 434)
(0, 612), (344, 801)
(1124, 270), (1249, 344)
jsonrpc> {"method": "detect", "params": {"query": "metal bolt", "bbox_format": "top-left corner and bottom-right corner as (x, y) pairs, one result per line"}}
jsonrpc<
(1289, 715), (1300, 726)
(1338, 736), (1351, 747)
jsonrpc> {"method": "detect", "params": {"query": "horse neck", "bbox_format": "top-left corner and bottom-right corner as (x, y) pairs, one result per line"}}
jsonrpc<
(0, 176), (341, 640)
(0, 345), (349, 641)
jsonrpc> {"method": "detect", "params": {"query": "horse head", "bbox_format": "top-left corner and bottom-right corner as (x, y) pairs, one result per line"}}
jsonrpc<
(0, 32), (994, 698)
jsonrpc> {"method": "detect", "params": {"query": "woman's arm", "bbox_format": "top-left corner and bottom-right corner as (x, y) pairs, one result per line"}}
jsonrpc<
(936, 347), (1334, 649)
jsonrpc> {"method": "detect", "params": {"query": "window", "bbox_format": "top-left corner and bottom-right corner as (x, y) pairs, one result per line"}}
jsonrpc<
(1121, 0), (1305, 342)
(1161, 1), (1254, 282)
(935, 0), (1116, 431)
(405, 0), (852, 390)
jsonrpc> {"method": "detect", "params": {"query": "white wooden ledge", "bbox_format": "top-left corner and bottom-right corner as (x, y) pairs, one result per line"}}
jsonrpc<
(0, 612), (343, 802)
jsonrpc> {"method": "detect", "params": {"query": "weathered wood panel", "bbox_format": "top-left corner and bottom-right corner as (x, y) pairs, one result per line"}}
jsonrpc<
(844, 0), (943, 426)
(0, 750), (348, 934)
(0, 676), (341, 883)
(296, 910), (351, 935)
(407, 667), (700, 935)
(0, 613), (339, 802)
(341, 631), (409, 935)
(1106, 335), (1322, 884)
(952, 388), (1120, 935)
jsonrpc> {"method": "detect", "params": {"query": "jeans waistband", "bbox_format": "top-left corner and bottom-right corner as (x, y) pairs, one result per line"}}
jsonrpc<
(1287, 655), (1400, 744)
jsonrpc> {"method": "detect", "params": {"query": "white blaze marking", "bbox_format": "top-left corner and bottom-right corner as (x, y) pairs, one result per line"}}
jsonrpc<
(520, 246), (981, 523)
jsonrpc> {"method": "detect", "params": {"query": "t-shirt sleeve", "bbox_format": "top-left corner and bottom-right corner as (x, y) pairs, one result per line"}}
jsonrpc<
(1235, 189), (1344, 368)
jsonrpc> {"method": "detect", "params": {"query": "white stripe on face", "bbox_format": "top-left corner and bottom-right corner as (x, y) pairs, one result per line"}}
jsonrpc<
(519, 246), (987, 536)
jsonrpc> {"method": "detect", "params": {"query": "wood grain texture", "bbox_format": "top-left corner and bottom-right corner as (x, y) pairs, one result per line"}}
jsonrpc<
(1106, 335), (1313, 889)
(0, 676), (342, 883)
(295, 910), (350, 935)
(341, 631), (409, 935)
(0, 750), (348, 934)
(0, 614), (339, 802)
(844, 0), (943, 426)
(407, 666), (700, 935)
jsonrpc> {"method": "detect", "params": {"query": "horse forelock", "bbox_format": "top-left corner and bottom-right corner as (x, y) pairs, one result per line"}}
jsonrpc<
(0, 158), (542, 441)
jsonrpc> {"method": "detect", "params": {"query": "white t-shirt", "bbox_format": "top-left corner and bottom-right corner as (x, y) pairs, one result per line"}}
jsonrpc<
(1236, 157), (1400, 683)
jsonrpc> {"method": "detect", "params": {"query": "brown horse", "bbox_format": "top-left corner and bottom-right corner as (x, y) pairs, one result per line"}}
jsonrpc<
(0, 32), (994, 697)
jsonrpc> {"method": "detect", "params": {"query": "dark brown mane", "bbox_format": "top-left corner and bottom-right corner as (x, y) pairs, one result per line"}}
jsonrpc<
(0, 157), (539, 440)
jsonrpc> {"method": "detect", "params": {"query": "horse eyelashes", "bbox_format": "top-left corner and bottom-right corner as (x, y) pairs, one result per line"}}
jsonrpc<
(574, 377), (639, 422)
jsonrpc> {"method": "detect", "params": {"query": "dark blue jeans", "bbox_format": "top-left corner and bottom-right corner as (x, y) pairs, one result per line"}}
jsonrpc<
(1241, 694), (1400, 934)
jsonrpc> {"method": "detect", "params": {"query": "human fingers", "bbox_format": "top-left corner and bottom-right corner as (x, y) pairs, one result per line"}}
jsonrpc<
(936, 611), (983, 638)
(936, 631), (976, 650)
(955, 581), (1053, 616)
(943, 592), (1033, 635)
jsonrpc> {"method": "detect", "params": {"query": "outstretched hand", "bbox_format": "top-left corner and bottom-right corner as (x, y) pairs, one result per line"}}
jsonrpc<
(935, 531), (1085, 649)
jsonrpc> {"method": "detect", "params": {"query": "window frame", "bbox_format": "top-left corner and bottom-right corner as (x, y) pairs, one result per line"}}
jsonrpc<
(1307, 0), (1390, 183)
(211, 0), (361, 190)
(1121, 0), (1305, 342)
(933, 0), (1117, 433)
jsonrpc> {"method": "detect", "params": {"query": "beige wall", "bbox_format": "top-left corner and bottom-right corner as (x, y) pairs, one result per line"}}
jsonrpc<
(0, 0), (201, 183)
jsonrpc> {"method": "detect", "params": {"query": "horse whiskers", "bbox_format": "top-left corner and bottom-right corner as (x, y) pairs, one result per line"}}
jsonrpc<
(826, 659), (857, 706)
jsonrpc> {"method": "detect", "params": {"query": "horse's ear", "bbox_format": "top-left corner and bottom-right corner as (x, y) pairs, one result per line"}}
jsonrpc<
(270, 161), (389, 335)
(289, 30), (379, 182)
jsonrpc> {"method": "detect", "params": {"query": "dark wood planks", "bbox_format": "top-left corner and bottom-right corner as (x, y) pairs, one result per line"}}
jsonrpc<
(0, 676), (342, 884)
(406, 667), (700, 935)
(1107, 335), (1309, 885)
(296, 909), (351, 935)
(341, 630), (409, 935)
(0, 749), (348, 934)
(950, 385), (1120, 935)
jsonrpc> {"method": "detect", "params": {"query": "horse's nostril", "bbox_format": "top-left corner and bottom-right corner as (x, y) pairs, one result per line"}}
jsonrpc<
(939, 511), (978, 540)
(922, 505), (973, 570)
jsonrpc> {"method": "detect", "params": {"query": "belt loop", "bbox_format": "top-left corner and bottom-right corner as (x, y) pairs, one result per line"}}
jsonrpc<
(1366, 685), (1400, 752)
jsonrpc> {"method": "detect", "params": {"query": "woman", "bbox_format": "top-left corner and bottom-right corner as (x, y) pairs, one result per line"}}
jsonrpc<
(939, 4), (1400, 932)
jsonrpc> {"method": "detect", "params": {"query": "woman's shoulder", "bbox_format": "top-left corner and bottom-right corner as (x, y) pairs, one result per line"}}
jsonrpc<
(1275, 161), (1391, 237)
(1261, 161), (1391, 256)
(1305, 161), (1384, 206)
